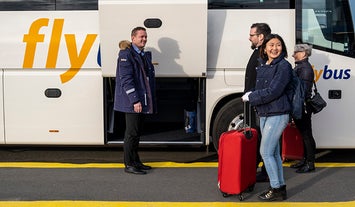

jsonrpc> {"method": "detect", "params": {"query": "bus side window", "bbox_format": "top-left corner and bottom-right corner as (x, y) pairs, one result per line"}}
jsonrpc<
(297, 0), (354, 58)
(0, 0), (98, 11)
(208, 0), (292, 9)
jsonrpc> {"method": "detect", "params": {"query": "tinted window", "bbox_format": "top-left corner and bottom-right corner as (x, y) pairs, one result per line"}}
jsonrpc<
(0, 0), (98, 11)
(296, 0), (355, 57)
(208, 0), (293, 9)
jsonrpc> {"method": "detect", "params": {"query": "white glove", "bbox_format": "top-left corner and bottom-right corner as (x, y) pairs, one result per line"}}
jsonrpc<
(242, 91), (252, 102)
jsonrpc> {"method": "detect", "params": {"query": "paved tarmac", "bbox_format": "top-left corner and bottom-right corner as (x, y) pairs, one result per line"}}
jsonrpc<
(0, 147), (354, 206)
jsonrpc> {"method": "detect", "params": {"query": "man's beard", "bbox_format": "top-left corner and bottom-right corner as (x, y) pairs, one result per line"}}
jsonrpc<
(251, 43), (257, 50)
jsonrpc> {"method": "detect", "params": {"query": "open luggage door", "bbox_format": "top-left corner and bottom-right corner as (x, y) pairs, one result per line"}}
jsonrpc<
(99, 0), (207, 78)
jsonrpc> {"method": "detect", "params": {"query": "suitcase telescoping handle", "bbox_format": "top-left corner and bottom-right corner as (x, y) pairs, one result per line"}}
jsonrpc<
(243, 102), (253, 139)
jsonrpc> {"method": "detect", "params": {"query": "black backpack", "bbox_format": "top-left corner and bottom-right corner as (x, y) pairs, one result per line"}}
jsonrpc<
(288, 70), (306, 120)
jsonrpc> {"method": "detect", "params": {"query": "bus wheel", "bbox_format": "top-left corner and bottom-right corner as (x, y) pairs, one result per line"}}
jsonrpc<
(212, 98), (244, 151)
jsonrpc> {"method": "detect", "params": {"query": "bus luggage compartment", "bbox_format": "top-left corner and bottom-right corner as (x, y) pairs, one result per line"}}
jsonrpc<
(99, 0), (207, 78)
(3, 69), (104, 145)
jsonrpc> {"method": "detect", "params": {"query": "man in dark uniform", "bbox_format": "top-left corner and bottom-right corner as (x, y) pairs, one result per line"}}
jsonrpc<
(114, 27), (157, 175)
(245, 23), (271, 182)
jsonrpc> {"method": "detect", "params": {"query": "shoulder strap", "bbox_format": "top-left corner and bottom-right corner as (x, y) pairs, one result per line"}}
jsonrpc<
(313, 81), (318, 93)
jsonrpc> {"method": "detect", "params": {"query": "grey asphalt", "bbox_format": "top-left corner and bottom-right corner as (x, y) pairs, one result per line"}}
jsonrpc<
(0, 147), (354, 202)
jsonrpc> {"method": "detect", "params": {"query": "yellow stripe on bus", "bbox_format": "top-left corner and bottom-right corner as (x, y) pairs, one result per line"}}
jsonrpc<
(0, 162), (354, 168)
(0, 201), (355, 207)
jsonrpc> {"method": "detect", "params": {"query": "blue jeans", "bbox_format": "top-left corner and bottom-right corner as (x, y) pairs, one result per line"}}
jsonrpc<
(259, 114), (289, 188)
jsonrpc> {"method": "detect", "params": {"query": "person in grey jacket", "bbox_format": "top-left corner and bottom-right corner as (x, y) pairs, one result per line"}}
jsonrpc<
(114, 27), (157, 175)
(290, 44), (316, 173)
(242, 34), (292, 201)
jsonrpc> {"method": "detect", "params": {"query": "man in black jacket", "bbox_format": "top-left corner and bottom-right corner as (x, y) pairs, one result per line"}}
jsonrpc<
(244, 23), (271, 182)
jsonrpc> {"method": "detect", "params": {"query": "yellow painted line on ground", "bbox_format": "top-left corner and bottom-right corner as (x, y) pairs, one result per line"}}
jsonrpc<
(0, 162), (217, 168)
(0, 201), (355, 207)
(0, 162), (354, 168)
(0, 162), (124, 168)
(285, 162), (355, 168)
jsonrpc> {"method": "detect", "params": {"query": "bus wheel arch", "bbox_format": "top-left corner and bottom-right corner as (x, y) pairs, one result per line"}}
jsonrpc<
(211, 97), (244, 151)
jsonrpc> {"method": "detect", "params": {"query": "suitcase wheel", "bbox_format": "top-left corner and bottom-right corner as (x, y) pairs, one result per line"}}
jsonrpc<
(222, 192), (244, 201)
(222, 193), (231, 197)
(238, 194), (244, 201)
(247, 184), (255, 192)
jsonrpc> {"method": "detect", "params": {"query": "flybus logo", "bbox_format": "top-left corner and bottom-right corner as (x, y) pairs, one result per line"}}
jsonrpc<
(22, 18), (98, 84)
(313, 65), (351, 82)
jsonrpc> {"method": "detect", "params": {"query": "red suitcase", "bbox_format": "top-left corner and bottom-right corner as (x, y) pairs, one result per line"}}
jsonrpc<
(282, 123), (304, 161)
(217, 104), (258, 201)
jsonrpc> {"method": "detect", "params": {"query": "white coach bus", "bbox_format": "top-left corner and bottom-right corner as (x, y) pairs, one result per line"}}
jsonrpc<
(0, 0), (353, 150)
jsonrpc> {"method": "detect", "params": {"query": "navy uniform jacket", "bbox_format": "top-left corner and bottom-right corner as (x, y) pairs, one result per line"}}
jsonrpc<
(114, 42), (157, 114)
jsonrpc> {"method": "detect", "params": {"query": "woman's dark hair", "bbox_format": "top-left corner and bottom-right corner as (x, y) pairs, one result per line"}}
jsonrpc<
(259, 33), (288, 60)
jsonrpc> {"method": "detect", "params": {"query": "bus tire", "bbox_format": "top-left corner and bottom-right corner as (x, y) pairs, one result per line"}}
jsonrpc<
(211, 98), (244, 151)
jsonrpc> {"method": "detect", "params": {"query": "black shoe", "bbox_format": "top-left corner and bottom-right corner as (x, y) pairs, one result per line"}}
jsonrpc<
(296, 162), (315, 173)
(259, 185), (286, 199)
(290, 159), (305, 168)
(258, 187), (286, 201)
(259, 186), (272, 197)
(125, 166), (147, 175)
(279, 185), (287, 200)
(135, 163), (152, 170)
(256, 171), (269, 182)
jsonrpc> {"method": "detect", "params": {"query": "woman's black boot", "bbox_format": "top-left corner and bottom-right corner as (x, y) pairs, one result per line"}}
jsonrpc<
(290, 159), (305, 168)
(296, 161), (315, 173)
(258, 186), (287, 201)
(280, 185), (287, 200)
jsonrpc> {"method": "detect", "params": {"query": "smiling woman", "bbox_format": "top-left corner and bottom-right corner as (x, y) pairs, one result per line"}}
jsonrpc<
(264, 38), (283, 64)
(246, 34), (292, 201)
